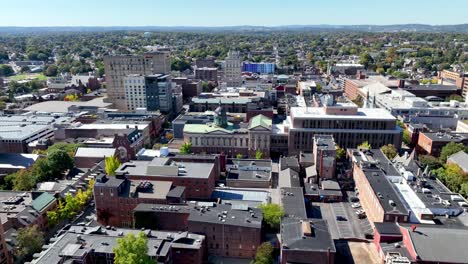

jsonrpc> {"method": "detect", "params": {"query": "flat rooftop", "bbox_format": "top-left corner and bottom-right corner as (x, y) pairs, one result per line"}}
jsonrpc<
(421, 132), (468, 142)
(75, 147), (116, 158)
(24, 97), (112, 113)
(116, 158), (215, 179)
(290, 107), (396, 121)
(351, 149), (409, 215)
(226, 159), (272, 182)
(187, 203), (263, 229)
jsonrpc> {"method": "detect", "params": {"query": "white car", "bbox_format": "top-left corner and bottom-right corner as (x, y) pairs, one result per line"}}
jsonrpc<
(356, 209), (366, 215)
(351, 203), (361, 208)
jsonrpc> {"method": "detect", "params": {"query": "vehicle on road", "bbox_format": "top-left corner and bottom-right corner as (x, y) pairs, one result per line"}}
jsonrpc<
(351, 203), (361, 208)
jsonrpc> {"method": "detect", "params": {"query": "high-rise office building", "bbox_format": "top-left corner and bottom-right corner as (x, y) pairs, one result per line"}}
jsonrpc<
(104, 51), (171, 110)
(224, 50), (242, 87)
(124, 74), (173, 113)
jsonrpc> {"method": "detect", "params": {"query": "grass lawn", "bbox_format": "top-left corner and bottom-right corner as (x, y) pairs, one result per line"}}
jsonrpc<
(10, 73), (47, 81)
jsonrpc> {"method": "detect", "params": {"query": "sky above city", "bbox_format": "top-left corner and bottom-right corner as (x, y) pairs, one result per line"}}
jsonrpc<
(1, 0), (467, 27)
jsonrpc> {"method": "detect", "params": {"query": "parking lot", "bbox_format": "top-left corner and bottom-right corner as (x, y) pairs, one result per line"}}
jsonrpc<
(311, 200), (373, 240)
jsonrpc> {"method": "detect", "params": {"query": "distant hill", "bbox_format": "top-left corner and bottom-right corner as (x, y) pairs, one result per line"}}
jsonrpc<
(0, 24), (467, 33)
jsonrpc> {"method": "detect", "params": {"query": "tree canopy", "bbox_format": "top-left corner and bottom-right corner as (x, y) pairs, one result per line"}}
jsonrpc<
(380, 144), (398, 160)
(179, 142), (192, 154)
(16, 225), (44, 260)
(259, 203), (284, 231)
(113, 232), (152, 264)
(440, 142), (468, 163)
(251, 242), (274, 264)
(105, 156), (121, 176)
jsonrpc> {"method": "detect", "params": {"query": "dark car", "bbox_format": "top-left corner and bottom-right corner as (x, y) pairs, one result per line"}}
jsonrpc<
(336, 216), (347, 221)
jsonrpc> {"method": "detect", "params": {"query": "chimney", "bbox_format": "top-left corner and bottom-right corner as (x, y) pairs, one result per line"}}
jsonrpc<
(411, 224), (418, 232)
(398, 79), (405, 88)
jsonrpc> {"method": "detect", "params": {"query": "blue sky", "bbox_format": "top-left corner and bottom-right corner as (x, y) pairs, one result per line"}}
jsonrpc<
(1, 0), (467, 27)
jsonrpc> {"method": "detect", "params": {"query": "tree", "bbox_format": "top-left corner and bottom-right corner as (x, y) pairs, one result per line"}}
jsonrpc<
(179, 142), (192, 154)
(0, 100), (6, 111)
(48, 149), (74, 174)
(16, 225), (44, 259)
(236, 153), (243, 159)
(336, 146), (346, 161)
(251, 242), (274, 264)
(418, 155), (442, 170)
(47, 210), (59, 227)
(357, 141), (371, 150)
(0, 64), (14, 76)
(259, 203), (284, 230)
(105, 156), (121, 176)
(381, 144), (398, 160)
(255, 150), (263, 160)
(61, 193), (81, 219)
(45, 65), (58, 76)
(402, 130), (412, 146)
(446, 94), (464, 102)
(13, 169), (35, 191)
(359, 52), (373, 68)
(440, 142), (468, 163)
(113, 232), (152, 264)
(47, 142), (83, 157)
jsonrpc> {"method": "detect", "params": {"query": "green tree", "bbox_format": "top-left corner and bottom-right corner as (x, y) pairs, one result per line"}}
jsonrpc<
(446, 94), (464, 102)
(105, 156), (121, 176)
(402, 130), (412, 146)
(336, 146), (346, 161)
(357, 141), (371, 150)
(179, 142), (192, 154)
(13, 169), (35, 191)
(440, 142), (468, 163)
(61, 193), (81, 219)
(418, 155), (442, 170)
(380, 144), (398, 160)
(44, 65), (58, 76)
(113, 232), (152, 264)
(255, 150), (263, 160)
(47, 211), (59, 227)
(48, 149), (74, 174)
(359, 52), (373, 68)
(47, 142), (83, 157)
(0, 65), (14, 76)
(259, 203), (284, 230)
(16, 225), (44, 259)
(0, 100), (6, 111)
(251, 242), (274, 264)
(236, 153), (243, 159)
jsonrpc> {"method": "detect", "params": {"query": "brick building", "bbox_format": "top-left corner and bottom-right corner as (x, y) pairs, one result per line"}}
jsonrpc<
(313, 135), (337, 180)
(195, 67), (218, 82)
(417, 132), (468, 157)
(94, 174), (186, 227)
(133, 202), (263, 259)
(114, 157), (218, 199)
(350, 149), (410, 226)
(32, 225), (206, 264)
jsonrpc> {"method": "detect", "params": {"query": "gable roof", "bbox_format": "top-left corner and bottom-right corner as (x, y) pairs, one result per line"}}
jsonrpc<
(248, 114), (272, 130)
(31, 192), (56, 212)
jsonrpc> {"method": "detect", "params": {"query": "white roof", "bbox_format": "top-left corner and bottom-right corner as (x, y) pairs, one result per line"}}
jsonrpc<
(290, 107), (396, 121)
(75, 123), (148, 130)
(75, 147), (116, 158)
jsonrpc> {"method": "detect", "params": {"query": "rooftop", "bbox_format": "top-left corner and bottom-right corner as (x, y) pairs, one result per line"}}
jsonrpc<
(290, 107), (396, 121)
(115, 158), (215, 179)
(24, 97), (112, 113)
(74, 147), (116, 158)
(281, 218), (336, 253)
(281, 187), (307, 218)
(0, 153), (39, 170)
(32, 225), (204, 264)
(422, 132), (468, 142)
(187, 203), (263, 228)
(226, 159), (272, 182)
(447, 151), (468, 172)
(351, 149), (409, 215)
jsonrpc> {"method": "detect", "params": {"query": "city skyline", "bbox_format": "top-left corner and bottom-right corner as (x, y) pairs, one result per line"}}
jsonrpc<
(1, 0), (467, 27)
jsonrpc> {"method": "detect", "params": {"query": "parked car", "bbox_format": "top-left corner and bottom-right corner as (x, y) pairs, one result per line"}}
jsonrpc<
(351, 203), (361, 208)
(336, 216), (347, 221)
(348, 196), (359, 203)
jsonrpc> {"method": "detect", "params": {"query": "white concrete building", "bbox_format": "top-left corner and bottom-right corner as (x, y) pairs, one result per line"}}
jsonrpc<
(224, 50), (242, 87)
(124, 74), (147, 110)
